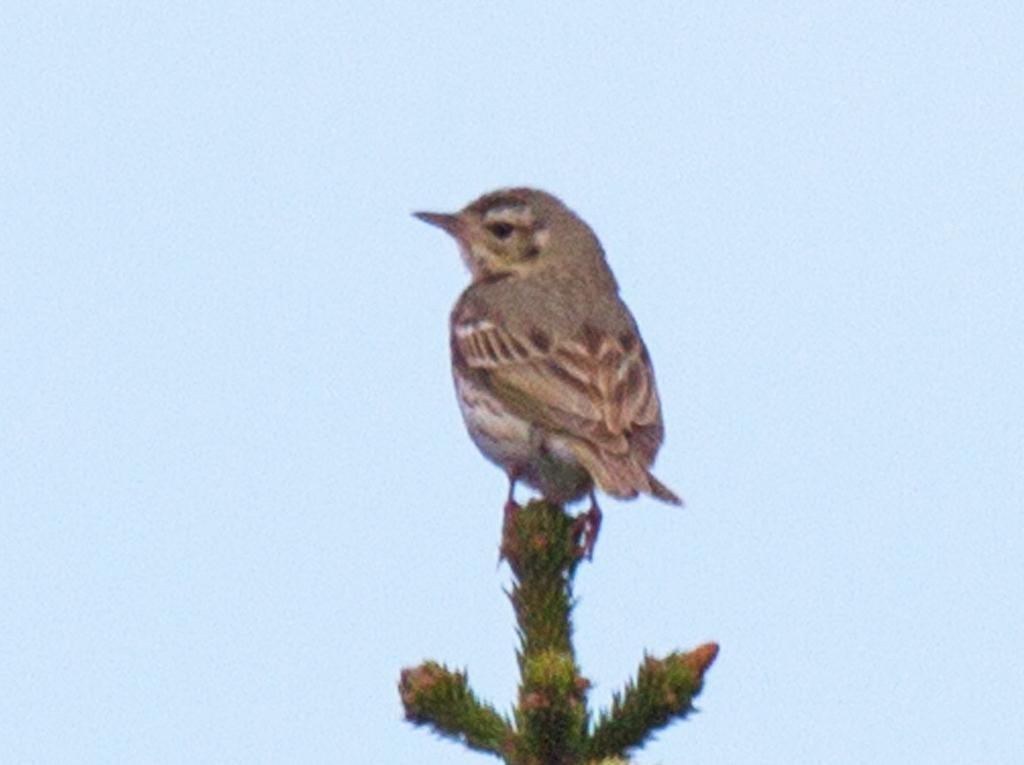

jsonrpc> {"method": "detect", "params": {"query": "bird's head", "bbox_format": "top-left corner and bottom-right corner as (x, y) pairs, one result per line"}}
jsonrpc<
(415, 188), (607, 282)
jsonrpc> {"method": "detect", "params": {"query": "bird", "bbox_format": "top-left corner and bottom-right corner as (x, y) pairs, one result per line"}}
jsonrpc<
(414, 188), (681, 557)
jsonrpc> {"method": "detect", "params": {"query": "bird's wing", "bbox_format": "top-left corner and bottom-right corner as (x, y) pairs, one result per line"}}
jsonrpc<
(452, 317), (661, 459)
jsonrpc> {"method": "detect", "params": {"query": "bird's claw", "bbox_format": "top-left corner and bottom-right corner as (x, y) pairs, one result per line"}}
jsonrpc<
(572, 501), (602, 561)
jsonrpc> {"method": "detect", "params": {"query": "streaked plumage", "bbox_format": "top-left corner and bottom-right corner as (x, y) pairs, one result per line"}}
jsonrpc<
(416, 188), (681, 513)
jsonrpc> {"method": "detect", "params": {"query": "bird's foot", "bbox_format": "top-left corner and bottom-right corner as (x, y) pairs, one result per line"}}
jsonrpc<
(499, 497), (522, 563)
(572, 497), (602, 561)
(503, 497), (522, 527)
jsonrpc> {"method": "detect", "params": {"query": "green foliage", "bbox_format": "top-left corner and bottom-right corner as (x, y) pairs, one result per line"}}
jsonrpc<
(399, 500), (717, 764)
(585, 645), (719, 761)
(516, 649), (587, 764)
(399, 662), (515, 758)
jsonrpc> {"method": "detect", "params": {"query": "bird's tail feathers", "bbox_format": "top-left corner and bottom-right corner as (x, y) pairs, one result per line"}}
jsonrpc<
(571, 443), (683, 506)
(645, 471), (683, 506)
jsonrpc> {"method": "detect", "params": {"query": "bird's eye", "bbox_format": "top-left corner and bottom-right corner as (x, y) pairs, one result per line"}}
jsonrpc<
(486, 222), (514, 240)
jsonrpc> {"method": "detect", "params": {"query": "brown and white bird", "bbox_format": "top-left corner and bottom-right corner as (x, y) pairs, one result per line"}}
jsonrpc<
(415, 188), (680, 554)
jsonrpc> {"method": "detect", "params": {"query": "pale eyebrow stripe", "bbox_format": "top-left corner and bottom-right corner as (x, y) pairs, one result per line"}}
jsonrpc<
(483, 204), (532, 224)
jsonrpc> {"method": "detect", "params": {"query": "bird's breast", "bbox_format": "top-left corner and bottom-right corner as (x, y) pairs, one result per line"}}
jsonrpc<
(451, 367), (534, 468)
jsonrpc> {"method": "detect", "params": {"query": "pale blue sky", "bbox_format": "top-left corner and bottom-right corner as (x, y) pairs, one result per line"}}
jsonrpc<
(3, 3), (1023, 764)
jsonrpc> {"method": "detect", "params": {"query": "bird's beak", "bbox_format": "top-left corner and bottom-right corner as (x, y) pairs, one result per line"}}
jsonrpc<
(413, 211), (464, 239)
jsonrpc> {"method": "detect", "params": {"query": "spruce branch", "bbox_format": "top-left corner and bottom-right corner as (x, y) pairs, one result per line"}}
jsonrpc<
(502, 500), (590, 763)
(585, 643), (719, 761)
(502, 499), (584, 664)
(398, 500), (717, 764)
(399, 662), (515, 758)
